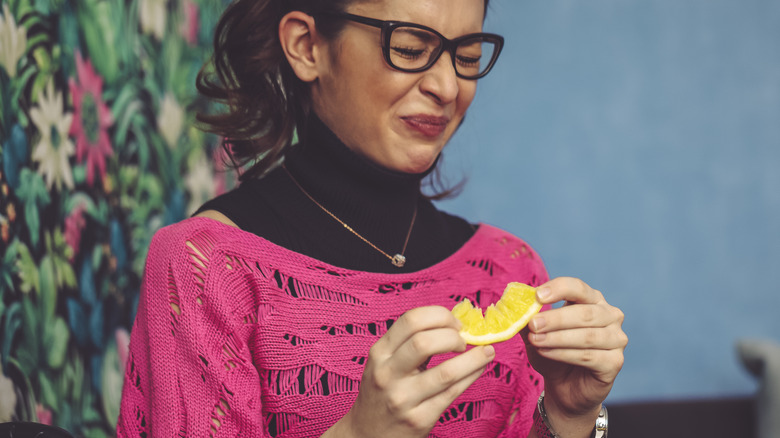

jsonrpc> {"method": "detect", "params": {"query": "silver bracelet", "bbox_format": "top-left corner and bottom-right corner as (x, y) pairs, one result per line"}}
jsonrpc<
(532, 391), (608, 438)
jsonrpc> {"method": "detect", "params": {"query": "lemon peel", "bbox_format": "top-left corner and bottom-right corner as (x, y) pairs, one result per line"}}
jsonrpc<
(451, 282), (542, 345)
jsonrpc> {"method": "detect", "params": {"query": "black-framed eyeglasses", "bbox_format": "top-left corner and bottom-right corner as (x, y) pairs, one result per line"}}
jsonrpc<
(317, 12), (504, 80)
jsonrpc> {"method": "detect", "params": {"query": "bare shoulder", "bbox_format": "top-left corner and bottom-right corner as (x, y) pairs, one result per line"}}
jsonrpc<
(194, 209), (239, 228)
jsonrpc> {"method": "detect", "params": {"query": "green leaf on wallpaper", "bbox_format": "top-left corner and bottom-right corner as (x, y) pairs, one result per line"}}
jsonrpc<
(115, 99), (143, 151)
(162, 33), (186, 97)
(17, 169), (51, 248)
(66, 192), (97, 215)
(0, 238), (19, 297)
(16, 241), (40, 295)
(76, 0), (119, 83)
(133, 116), (152, 170)
(10, 66), (37, 127)
(111, 80), (139, 119)
(118, 165), (138, 190)
(64, 353), (85, 408)
(101, 339), (122, 427)
(1, 301), (22, 370)
(74, 194), (108, 226)
(30, 48), (57, 101)
(56, 403), (74, 435)
(24, 196), (42, 248)
(91, 242), (103, 271)
(59, 256), (77, 289)
(39, 255), (57, 319)
(59, 355), (75, 404)
(51, 229), (76, 288)
(72, 164), (85, 185)
(113, 82), (143, 150)
(45, 316), (70, 369)
(38, 372), (58, 413)
(17, 298), (40, 371)
(82, 426), (109, 438)
(80, 388), (100, 423)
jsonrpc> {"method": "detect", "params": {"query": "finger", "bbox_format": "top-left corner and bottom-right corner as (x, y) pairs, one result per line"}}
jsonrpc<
(389, 327), (466, 375)
(536, 277), (604, 306)
(373, 306), (461, 358)
(413, 345), (495, 402)
(528, 326), (629, 351)
(529, 303), (622, 333)
(413, 361), (486, 424)
(384, 361), (487, 433)
(534, 347), (625, 378)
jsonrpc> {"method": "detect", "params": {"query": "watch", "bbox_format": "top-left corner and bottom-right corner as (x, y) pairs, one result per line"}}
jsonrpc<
(532, 391), (608, 438)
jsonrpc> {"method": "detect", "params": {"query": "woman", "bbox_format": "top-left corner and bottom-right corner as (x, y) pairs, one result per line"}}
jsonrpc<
(117, 0), (627, 436)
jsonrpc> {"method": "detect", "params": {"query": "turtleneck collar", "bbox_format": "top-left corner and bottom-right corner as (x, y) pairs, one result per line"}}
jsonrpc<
(281, 113), (431, 237)
(284, 112), (435, 196)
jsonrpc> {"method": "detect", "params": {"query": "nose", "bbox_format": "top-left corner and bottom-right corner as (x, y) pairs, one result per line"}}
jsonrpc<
(419, 50), (460, 105)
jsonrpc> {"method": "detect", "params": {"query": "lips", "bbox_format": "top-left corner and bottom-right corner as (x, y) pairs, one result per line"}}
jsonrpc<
(401, 115), (450, 138)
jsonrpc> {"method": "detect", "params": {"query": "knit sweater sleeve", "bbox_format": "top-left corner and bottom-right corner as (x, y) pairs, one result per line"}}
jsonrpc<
(117, 222), (267, 437)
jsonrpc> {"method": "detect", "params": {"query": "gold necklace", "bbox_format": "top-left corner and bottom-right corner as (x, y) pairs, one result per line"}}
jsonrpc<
(282, 163), (417, 268)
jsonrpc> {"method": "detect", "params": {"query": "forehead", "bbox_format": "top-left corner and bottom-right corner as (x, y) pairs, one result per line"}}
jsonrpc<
(350, 0), (486, 38)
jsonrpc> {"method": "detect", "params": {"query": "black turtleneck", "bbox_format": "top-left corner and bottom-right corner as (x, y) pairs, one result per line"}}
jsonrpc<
(195, 114), (475, 273)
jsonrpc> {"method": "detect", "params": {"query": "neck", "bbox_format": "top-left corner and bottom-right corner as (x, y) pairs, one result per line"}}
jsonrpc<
(283, 114), (427, 254)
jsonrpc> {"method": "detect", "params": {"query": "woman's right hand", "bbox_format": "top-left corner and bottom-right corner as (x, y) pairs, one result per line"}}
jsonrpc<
(328, 306), (496, 438)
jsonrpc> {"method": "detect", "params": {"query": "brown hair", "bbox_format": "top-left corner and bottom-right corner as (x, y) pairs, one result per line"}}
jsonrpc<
(197, 0), (489, 197)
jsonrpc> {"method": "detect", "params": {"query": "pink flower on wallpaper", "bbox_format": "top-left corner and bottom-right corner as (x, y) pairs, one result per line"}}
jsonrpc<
(69, 51), (114, 187)
(64, 204), (86, 259)
(36, 403), (52, 425)
(181, 0), (200, 46)
(116, 327), (131, 375)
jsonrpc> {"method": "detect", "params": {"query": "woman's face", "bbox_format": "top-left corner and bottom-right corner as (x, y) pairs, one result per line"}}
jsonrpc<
(311, 0), (485, 174)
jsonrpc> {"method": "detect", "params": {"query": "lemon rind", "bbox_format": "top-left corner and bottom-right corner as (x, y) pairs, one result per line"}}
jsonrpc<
(459, 300), (543, 346)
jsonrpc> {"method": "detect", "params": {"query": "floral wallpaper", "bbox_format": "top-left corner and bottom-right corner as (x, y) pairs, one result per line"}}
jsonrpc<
(0, 0), (234, 435)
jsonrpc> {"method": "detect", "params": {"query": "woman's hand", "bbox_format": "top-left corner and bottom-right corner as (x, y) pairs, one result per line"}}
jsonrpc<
(523, 277), (627, 434)
(328, 306), (496, 438)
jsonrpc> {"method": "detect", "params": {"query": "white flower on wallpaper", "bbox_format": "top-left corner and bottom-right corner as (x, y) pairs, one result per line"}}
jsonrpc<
(0, 361), (17, 422)
(139, 0), (167, 40)
(184, 151), (215, 214)
(157, 92), (185, 149)
(0, 3), (27, 78)
(30, 79), (76, 190)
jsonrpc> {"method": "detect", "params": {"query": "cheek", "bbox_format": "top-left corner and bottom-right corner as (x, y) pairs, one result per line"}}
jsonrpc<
(456, 82), (478, 115)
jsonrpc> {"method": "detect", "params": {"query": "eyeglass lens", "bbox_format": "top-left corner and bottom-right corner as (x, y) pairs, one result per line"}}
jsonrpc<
(389, 27), (498, 77)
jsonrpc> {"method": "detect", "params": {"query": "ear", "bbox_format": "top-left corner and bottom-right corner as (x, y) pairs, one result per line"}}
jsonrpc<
(279, 11), (322, 83)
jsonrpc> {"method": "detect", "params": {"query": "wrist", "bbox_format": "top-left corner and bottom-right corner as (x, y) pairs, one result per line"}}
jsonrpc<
(533, 391), (607, 438)
(321, 411), (358, 438)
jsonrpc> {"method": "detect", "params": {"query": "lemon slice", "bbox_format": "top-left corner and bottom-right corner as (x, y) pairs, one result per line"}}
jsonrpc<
(451, 282), (543, 345)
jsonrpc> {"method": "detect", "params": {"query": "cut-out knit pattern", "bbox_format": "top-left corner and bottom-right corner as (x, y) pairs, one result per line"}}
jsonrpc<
(117, 217), (548, 437)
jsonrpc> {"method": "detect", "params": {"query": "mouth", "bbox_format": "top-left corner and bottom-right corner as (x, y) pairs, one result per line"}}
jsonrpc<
(400, 115), (451, 138)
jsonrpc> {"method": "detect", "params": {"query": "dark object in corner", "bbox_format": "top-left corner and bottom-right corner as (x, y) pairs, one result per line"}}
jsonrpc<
(609, 397), (755, 438)
(0, 422), (75, 438)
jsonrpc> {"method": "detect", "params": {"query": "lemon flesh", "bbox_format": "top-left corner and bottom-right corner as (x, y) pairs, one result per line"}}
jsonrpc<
(451, 282), (542, 345)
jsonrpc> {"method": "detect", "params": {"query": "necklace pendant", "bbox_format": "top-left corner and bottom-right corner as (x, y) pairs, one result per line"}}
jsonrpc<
(391, 254), (406, 268)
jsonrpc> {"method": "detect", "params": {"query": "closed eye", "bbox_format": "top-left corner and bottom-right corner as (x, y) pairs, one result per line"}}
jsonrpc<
(391, 46), (427, 60)
(456, 55), (481, 67)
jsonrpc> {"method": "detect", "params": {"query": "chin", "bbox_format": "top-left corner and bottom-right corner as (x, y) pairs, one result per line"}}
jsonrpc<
(395, 150), (441, 174)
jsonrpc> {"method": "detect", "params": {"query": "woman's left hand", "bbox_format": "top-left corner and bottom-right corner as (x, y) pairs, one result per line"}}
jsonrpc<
(523, 277), (627, 421)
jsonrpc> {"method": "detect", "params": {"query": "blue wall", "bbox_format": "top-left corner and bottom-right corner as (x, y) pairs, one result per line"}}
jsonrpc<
(440, 0), (780, 402)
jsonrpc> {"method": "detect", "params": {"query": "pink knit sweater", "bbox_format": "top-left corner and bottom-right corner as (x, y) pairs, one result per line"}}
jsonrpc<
(117, 217), (548, 437)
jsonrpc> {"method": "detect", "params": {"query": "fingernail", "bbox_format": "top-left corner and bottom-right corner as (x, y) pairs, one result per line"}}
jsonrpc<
(531, 316), (546, 331)
(531, 333), (546, 343)
(483, 345), (495, 358)
(536, 288), (552, 302)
